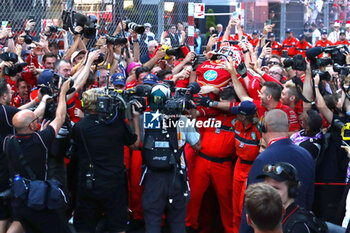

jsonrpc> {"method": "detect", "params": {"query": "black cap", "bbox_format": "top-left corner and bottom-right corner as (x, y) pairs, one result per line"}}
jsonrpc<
(321, 29), (328, 35)
(340, 30), (346, 35)
(252, 30), (258, 35)
(256, 162), (299, 183)
(286, 28), (292, 33)
(268, 32), (276, 38)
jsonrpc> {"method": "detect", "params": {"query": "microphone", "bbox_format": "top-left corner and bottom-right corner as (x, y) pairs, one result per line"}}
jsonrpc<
(305, 47), (324, 58)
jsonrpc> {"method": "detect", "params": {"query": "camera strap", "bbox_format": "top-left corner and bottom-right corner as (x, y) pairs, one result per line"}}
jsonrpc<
(292, 76), (316, 104)
(1, 105), (15, 134)
(4, 136), (37, 180)
(79, 123), (95, 172)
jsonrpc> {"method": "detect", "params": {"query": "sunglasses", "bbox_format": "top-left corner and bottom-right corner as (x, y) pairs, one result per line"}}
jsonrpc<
(268, 61), (281, 65)
(263, 164), (294, 180)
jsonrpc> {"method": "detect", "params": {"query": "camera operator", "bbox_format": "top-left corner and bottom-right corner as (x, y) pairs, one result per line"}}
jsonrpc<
(3, 79), (72, 233)
(139, 84), (201, 233)
(72, 88), (140, 233)
(312, 73), (350, 223)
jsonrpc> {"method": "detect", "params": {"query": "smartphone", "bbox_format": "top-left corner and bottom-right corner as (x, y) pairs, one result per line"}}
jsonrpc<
(242, 36), (248, 43)
(232, 12), (240, 20)
(265, 39), (271, 48)
(266, 19), (272, 26)
(7, 21), (11, 28)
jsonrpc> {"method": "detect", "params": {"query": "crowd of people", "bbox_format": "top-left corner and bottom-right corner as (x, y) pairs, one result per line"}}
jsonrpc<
(1, 9), (350, 233)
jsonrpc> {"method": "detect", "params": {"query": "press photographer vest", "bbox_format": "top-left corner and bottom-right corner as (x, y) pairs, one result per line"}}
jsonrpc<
(142, 126), (184, 171)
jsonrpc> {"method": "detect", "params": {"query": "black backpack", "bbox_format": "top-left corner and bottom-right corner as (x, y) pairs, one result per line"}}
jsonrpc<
(283, 207), (328, 233)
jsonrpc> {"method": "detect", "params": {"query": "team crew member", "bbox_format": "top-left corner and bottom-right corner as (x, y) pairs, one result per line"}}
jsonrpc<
(249, 30), (259, 50)
(295, 34), (312, 57)
(268, 33), (282, 56)
(282, 28), (298, 57)
(195, 57), (232, 117)
(226, 60), (300, 132)
(334, 30), (350, 46)
(187, 88), (238, 233)
(11, 78), (31, 108)
(315, 30), (333, 57)
(231, 101), (261, 233)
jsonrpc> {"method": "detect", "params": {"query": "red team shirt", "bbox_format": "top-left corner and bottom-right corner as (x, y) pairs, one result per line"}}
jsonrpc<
(282, 37), (298, 57)
(252, 99), (300, 132)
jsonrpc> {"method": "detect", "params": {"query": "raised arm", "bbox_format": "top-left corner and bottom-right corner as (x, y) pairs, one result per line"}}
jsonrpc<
(224, 58), (252, 102)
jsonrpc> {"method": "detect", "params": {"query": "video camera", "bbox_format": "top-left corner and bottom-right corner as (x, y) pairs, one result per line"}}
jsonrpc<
(162, 82), (200, 115)
(61, 10), (97, 39)
(96, 84), (151, 123)
(306, 45), (349, 67)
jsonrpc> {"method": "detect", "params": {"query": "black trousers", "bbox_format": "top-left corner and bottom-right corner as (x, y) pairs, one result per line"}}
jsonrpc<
(74, 185), (128, 233)
(142, 170), (188, 233)
(12, 199), (71, 233)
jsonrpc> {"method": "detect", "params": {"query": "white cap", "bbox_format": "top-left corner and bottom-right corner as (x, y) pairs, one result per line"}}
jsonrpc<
(71, 50), (86, 64)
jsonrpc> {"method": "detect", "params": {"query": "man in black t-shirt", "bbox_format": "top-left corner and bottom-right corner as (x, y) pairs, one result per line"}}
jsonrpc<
(72, 88), (140, 233)
(0, 78), (50, 232)
(4, 79), (71, 233)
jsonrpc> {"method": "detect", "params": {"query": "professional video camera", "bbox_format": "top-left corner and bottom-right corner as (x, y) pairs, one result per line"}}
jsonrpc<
(162, 82), (200, 115)
(125, 20), (145, 34)
(96, 84), (151, 123)
(306, 45), (349, 67)
(61, 10), (97, 39)
(105, 34), (128, 46)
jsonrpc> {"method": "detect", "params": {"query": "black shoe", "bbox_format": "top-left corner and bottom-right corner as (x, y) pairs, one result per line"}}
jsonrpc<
(127, 219), (145, 232)
(186, 226), (199, 233)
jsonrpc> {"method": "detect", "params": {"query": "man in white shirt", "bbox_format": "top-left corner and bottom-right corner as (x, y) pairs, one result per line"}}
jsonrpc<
(328, 20), (341, 43)
(311, 22), (321, 45)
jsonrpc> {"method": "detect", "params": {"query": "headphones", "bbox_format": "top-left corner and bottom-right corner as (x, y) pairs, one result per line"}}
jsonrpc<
(278, 162), (299, 198)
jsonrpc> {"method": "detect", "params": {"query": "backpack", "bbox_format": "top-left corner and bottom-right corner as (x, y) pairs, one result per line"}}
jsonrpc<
(283, 206), (328, 233)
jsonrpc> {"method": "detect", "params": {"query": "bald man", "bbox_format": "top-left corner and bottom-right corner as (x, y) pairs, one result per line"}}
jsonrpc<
(238, 109), (315, 233)
(3, 79), (71, 233)
(0, 79), (50, 233)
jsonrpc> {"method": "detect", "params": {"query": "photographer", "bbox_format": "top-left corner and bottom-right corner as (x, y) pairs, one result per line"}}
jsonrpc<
(3, 79), (72, 233)
(71, 88), (140, 233)
(312, 73), (350, 223)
